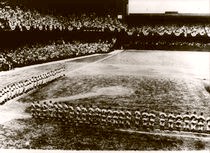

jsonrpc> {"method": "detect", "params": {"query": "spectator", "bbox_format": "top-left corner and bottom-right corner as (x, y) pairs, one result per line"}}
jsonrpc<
(0, 39), (116, 71)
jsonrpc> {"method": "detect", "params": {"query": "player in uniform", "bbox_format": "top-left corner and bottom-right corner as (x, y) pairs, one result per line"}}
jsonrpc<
(206, 117), (210, 133)
(40, 101), (48, 120)
(13, 83), (18, 98)
(148, 111), (156, 130)
(47, 101), (54, 120)
(101, 108), (107, 128)
(183, 112), (191, 131)
(42, 74), (46, 85)
(5, 85), (10, 101)
(27, 79), (31, 92)
(5, 87), (10, 102)
(11, 84), (15, 99)
(21, 82), (25, 95)
(62, 103), (69, 124)
(113, 110), (119, 128)
(30, 102), (36, 118)
(0, 90), (4, 105)
(190, 112), (198, 132)
(175, 113), (183, 131)
(66, 104), (74, 124)
(118, 108), (125, 129)
(14, 83), (19, 97)
(125, 110), (132, 129)
(79, 105), (85, 125)
(95, 106), (102, 128)
(44, 73), (49, 84)
(53, 103), (59, 122)
(159, 112), (167, 130)
(81, 105), (88, 126)
(91, 106), (97, 127)
(33, 101), (41, 120)
(116, 109), (122, 128)
(109, 109), (114, 128)
(23, 80), (28, 93)
(83, 106), (88, 126)
(107, 108), (113, 129)
(31, 77), (35, 89)
(36, 75), (41, 87)
(18, 82), (22, 96)
(134, 109), (141, 130)
(1, 89), (6, 104)
(103, 108), (109, 128)
(40, 75), (44, 87)
(88, 105), (94, 127)
(9, 84), (14, 100)
(75, 105), (82, 126)
(56, 103), (64, 123)
(28, 78), (33, 91)
(4, 88), (8, 103)
(168, 112), (175, 131)
(197, 112), (205, 133)
(142, 110), (149, 130)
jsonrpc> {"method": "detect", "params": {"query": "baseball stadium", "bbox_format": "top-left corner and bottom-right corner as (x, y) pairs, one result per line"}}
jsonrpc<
(0, 0), (210, 150)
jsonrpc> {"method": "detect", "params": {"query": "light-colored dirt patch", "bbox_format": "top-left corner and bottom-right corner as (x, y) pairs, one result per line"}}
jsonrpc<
(44, 86), (134, 103)
(0, 101), (30, 125)
(92, 86), (134, 96)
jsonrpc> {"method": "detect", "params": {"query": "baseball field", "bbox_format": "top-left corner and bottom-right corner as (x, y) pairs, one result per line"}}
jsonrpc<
(0, 50), (210, 150)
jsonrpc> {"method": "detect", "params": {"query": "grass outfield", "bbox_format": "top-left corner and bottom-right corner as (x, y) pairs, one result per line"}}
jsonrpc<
(0, 50), (210, 150)
(21, 75), (210, 114)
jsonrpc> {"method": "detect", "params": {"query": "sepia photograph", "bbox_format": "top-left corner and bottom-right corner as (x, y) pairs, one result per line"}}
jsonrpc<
(0, 0), (210, 151)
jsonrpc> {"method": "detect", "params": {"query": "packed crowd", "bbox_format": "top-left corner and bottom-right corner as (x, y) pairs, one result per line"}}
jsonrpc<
(30, 103), (210, 134)
(126, 24), (210, 37)
(2, 2), (210, 38)
(0, 66), (65, 105)
(0, 39), (115, 70)
(0, 3), (126, 32)
(0, 53), (13, 71)
(126, 41), (210, 50)
(1, 2), (210, 38)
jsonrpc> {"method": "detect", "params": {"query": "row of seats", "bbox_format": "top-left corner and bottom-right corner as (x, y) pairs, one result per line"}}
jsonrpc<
(30, 103), (210, 134)
(0, 66), (65, 105)
(0, 39), (115, 71)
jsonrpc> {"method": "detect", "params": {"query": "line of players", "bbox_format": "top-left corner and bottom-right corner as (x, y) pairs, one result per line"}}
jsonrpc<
(0, 66), (65, 105)
(30, 103), (210, 133)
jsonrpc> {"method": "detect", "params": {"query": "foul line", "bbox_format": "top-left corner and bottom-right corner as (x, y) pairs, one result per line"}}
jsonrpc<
(66, 50), (124, 75)
(0, 51), (118, 76)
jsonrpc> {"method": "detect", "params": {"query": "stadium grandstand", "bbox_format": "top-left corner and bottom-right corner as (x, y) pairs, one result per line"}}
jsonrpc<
(0, 0), (210, 150)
